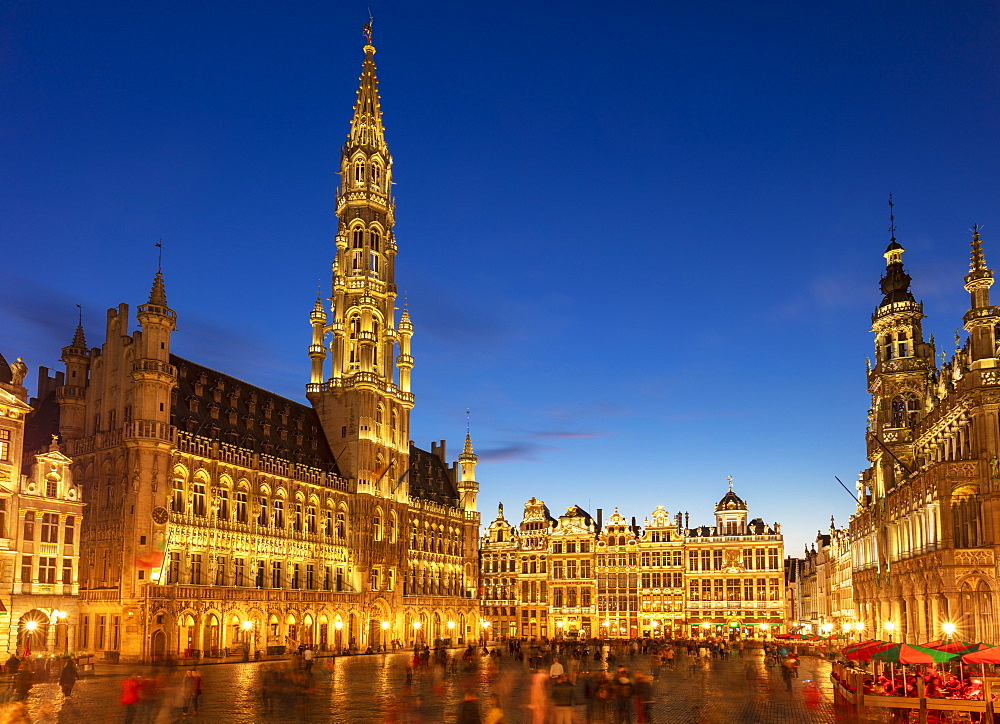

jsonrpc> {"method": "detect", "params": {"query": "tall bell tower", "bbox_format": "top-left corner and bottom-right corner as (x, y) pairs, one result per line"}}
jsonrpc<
(866, 198), (935, 500)
(308, 25), (413, 501)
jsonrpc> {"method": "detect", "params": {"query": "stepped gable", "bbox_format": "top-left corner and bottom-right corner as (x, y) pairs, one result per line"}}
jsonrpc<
(171, 355), (339, 475)
(408, 444), (459, 507)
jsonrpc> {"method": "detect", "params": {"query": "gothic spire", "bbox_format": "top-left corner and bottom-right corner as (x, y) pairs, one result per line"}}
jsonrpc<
(71, 304), (86, 349)
(348, 23), (386, 151)
(148, 269), (168, 307)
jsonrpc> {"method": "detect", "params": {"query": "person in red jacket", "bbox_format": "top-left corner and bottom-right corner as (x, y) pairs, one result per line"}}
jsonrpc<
(120, 673), (142, 724)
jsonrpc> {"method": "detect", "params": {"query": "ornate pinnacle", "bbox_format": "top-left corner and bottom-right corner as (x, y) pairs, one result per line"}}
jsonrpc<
(148, 270), (168, 307)
(969, 224), (989, 273)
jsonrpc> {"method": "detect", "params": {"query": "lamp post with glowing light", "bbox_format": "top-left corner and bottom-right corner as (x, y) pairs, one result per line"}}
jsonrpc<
(884, 621), (895, 643)
(412, 620), (422, 647)
(942, 622), (956, 643)
(381, 620), (390, 652)
(52, 610), (68, 655)
(335, 619), (344, 653)
(241, 620), (256, 661)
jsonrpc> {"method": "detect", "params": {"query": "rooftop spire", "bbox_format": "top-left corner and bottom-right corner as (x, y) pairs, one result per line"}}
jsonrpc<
(148, 269), (168, 307)
(969, 224), (990, 275)
(879, 194), (915, 307)
(72, 304), (86, 348)
(349, 19), (386, 150)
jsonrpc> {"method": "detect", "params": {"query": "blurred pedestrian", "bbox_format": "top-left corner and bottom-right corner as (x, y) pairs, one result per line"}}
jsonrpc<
(58, 659), (78, 698)
(483, 694), (505, 724)
(120, 672), (141, 724)
(550, 673), (574, 724)
(457, 691), (482, 724)
(182, 667), (202, 715)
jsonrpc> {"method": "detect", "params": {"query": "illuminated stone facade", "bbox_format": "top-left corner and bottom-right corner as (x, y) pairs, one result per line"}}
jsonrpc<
(27, 32), (481, 661)
(0, 358), (84, 655)
(479, 487), (784, 640)
(851, 225), (1000, 645)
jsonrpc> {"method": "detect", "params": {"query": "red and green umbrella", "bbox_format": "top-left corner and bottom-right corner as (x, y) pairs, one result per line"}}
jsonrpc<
(845, 641), (894, 661)
(871, 643), (961, 665)
(962, 646), (1000, 665)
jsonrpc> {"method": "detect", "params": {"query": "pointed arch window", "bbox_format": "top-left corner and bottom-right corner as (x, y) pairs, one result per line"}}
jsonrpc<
(370, 229), (381, 252)
(354, 159), (366, 186)
(371, 163), (381, 188)
(352, 227), (364, 249)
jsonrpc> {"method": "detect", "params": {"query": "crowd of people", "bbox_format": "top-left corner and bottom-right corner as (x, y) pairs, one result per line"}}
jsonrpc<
(0, 636), (826, 722)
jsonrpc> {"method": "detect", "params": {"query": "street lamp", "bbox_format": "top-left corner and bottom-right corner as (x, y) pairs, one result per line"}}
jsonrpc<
(942, 622), (956, 642)
(884, 621), (895, 642)
(53, 610), (68, 655)
(241, 620), (255, 660)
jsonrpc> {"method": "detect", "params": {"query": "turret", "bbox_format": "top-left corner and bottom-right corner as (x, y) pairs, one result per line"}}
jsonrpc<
(57, 318), (90, 439)
(309, 296), (327, 384)
(962, 225), (1000, 369)
(457, 430), (478, 512)
(132, 269), (177, 432)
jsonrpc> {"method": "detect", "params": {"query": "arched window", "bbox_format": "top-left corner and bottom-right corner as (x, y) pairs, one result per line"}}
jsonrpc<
(371, 163), (381, 188)
(354, 159), (365, 186)
(905, 394), (920, 428)
(370, 253), (379, 274)
(389, 513), (397, 543)
(891, 396), (906, 427)
(370, 229), (381, 252)
(336, 510), (346, 538)
(352, 227), (364, 248)
(306, 506), (317, 534)
(235, 488), (248, 522)
(192, 477), (207, 517)
(373, 512), (383, 541)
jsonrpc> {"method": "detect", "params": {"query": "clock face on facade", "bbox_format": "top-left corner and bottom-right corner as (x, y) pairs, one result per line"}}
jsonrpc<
(151, 506), (169, 524)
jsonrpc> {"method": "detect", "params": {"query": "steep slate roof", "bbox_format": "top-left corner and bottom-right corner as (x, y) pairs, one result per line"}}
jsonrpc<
(23, 389), (59, 457)
(408, 444), (459, 507)
(171, 355), (340, 475)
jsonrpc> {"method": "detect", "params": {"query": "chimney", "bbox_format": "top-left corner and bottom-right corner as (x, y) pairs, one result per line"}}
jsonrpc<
(631, 516), (637, 532)
(596, 508), (603, 531)
(684, 512), (689, 528)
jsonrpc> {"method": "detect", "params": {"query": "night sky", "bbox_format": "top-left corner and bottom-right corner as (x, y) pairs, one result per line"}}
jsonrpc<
(3, 1), (999, 553)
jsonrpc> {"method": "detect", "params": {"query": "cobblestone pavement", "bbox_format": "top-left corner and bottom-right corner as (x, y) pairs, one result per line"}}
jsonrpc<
(8, 648), (867, 723)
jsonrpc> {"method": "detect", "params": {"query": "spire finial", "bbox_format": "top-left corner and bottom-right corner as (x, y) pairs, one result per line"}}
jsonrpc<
(363, 10), (373, 46)
(462, 408), (475, 456)
(888, 194), (896, 243)
(970, 224), (988, 273)
(727, 475), (733, 492)
(71, 304), (86, 348)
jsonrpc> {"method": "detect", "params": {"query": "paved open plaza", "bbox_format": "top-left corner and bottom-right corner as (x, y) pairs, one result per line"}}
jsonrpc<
(0, 646), (869, 723)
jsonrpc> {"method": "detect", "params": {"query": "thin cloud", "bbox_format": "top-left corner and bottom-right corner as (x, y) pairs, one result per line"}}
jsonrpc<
(479, 443), (547, 463)
(532, 430), (608, 440)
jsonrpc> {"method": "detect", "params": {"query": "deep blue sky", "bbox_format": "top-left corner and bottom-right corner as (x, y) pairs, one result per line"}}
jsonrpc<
(3, 1), (998, 553)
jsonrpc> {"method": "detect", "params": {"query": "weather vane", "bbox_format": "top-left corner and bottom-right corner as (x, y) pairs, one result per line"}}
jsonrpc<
(363, 10), (373, 45)
(155, 239), (164, 270)
(888, 194), (896, 242)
